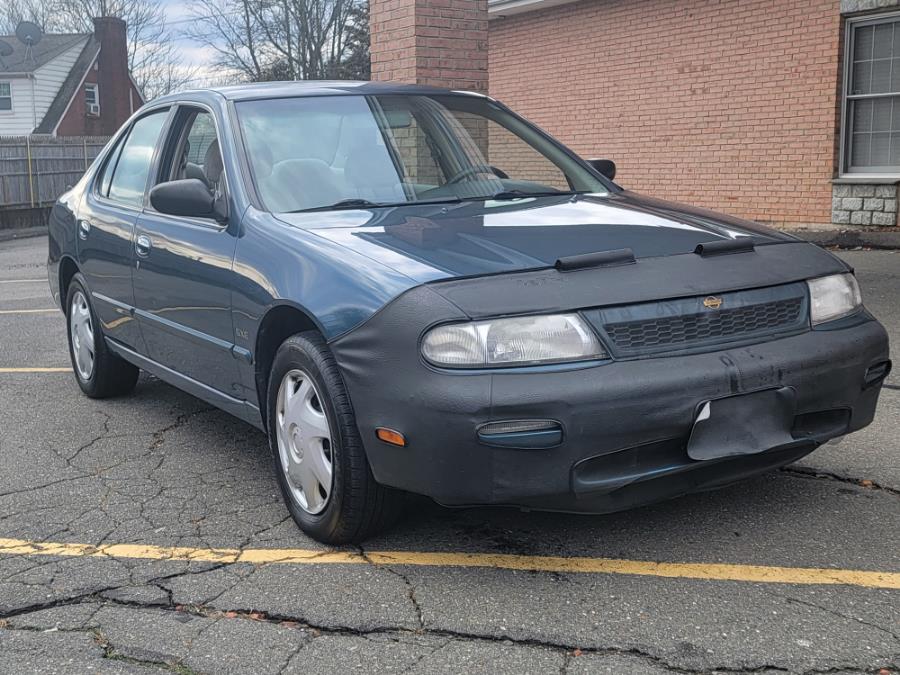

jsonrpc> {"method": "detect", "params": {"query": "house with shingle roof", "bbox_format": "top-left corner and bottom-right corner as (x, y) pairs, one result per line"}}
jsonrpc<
(0, 16), (143, 136)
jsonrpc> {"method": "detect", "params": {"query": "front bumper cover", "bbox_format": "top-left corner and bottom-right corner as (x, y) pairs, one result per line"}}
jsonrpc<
(329, 244), (890, 513)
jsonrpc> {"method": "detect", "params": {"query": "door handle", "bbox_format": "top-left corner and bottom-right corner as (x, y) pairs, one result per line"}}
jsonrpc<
(77, 219), (91, 240)
(135, 234), (152, 257)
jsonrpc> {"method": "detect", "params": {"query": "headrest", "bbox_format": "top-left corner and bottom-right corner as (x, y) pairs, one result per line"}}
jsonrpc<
(204, 139), (224, 184)
(343, 140), (402, 187)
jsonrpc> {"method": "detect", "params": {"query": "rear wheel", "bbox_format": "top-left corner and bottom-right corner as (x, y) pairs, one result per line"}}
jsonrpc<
(267, 332), (403, 543)
(65, 274), (139, 398)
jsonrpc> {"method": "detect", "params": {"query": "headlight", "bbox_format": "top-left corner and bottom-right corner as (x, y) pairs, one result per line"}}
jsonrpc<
(422, 314), (607, 367)
(807, 273), (862, 326)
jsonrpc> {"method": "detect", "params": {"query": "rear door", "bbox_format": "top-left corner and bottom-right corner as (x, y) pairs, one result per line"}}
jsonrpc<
(77, 108), (171, 350)
(131, 104), (241, 397)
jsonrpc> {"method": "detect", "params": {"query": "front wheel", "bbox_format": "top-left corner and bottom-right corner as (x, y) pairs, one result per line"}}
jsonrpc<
(65, 274), (139, 398)
(267, 332), (403, 543)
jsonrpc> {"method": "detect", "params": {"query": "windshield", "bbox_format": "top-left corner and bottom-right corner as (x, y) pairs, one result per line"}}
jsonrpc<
(235, 94), (609, 213)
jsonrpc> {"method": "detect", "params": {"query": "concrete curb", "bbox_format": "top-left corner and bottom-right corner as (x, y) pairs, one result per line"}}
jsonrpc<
(788, 228), (900, 249)
(0, 226), (48, 243)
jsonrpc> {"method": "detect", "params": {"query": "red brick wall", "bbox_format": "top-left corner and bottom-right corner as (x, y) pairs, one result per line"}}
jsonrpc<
(372, 0), (489, 93)
(489, 0), (843, 227)
(56, 67), (143, 136)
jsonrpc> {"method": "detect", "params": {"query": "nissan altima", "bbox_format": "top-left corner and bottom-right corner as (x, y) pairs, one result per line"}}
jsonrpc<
(48, 81), (891, 543)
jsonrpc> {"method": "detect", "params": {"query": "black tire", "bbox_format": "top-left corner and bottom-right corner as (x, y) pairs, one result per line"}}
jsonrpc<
(65, 274), (139, 398)
(267, 332), (403, 543)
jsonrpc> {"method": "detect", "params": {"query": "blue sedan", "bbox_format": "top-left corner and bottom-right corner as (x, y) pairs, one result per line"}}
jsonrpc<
(48, 81), (891, 543)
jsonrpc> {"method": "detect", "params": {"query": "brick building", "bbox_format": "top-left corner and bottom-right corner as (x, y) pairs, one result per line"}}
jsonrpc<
(0, 17), (143, 137)
(371, 0), (900, 229)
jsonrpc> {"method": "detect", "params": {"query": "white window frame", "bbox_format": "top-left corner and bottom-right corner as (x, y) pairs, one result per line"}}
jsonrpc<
(840, 10), (900, 177)
(85, 83), (99, 116)
(0, 82), (12, 114)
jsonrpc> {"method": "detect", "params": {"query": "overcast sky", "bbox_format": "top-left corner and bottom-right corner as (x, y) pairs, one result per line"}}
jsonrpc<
(159, 0), (222, 85)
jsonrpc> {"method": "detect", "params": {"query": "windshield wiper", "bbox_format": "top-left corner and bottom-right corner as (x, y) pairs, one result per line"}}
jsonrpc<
(467, 189), (579, 201)
(288, 196), (463, 214)
(290, 198), (380, 213)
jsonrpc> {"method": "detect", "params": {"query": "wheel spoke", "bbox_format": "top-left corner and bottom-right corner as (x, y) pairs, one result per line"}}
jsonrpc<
(298, 402), (330, 440)
(301, 468), (323, 511)
(287, 458), (321, 511)
(307, 439), (333, 484)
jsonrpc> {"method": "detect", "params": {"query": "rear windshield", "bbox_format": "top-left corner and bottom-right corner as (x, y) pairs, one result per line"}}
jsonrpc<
(235, 94), (608, 213)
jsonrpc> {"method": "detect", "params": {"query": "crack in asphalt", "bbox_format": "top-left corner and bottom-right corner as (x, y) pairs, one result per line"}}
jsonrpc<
(764, 590), (900, 642)
(780, 465), (900, 497)
(357, 544), (425, 630)
(65, 411), (112, 464)
(93, 626), (203, 674)
(149, 408), (216, 450)
(1, 593), (893, 675)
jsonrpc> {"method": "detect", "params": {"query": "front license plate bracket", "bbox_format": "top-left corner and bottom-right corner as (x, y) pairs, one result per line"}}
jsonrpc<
(687, 387), (797, 461)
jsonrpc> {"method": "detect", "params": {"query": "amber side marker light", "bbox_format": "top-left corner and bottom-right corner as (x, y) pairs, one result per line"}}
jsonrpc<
(376, 427), (407, 447)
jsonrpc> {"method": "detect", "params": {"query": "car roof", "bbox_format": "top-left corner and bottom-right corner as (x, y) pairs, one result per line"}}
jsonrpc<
(152, 80), (487, 105)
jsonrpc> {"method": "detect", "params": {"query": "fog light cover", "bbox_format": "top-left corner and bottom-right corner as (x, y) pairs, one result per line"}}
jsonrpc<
(478, 420), (559, 435)
(477, 419), (563, 449)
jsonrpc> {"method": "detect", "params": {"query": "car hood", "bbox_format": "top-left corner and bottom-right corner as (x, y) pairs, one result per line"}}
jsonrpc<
(274, 190), (798, 283)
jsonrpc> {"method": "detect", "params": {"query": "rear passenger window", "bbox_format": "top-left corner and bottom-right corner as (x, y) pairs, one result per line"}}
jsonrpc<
(107, 110), (168, 208)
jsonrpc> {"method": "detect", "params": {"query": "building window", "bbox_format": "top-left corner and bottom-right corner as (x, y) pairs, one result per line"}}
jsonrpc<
(85, 83), (100, 116)
(843, 14), (900, 174)
(0, 82), (11, 111)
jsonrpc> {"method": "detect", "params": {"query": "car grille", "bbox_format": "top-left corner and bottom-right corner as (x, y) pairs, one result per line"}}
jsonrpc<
(605, 297), (804, 350)
(583, 283), (809, 357)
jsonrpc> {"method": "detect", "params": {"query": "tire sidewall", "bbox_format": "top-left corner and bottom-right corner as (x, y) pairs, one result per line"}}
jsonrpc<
(267, 336), (350, 539)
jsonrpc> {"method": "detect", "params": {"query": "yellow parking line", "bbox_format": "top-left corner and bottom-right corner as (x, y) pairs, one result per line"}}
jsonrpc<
(0, 367), (71, 373)
(0, 537), (897, 589)
(0, 308), (57, 315)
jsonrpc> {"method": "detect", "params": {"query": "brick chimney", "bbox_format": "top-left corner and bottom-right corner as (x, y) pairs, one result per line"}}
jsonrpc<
(92, 16), (131, 134)
(370, 0), (488, 94)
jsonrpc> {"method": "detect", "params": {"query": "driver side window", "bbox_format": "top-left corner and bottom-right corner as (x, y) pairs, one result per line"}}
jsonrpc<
(171, 110), (223, 193)
(151, 107), (226, 221)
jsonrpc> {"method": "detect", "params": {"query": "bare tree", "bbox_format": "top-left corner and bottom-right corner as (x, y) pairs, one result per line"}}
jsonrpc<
(186, 0), (369, 83)
(0, 0), (57, 32)
(184, 0), (267, 82)
(0, 0), (196, 100)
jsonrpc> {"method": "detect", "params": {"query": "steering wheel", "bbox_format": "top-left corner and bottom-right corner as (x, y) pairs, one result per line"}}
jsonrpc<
(447, 164), (509, 184)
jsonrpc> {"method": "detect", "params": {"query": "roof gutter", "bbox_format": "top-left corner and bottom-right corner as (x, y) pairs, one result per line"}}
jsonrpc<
(488, 0), (582, 18)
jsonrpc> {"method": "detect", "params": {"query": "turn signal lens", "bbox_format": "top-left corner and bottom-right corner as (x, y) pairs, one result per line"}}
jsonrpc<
(807, 273), (862, 326)
(422, 314), (606, 367)
(376, 427), (407, 446)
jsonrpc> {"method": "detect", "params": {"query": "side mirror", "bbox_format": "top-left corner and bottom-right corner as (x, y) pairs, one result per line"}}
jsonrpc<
(150, 179), (218, 220)
(588, 158), (616, 181)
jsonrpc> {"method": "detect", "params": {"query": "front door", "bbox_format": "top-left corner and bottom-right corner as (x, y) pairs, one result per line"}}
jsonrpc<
(78, 108), (171, 350)
(131, 105), (241, 397)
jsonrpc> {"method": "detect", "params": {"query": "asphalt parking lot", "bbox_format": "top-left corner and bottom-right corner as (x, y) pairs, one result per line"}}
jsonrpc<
(0, 235), (897, 674)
